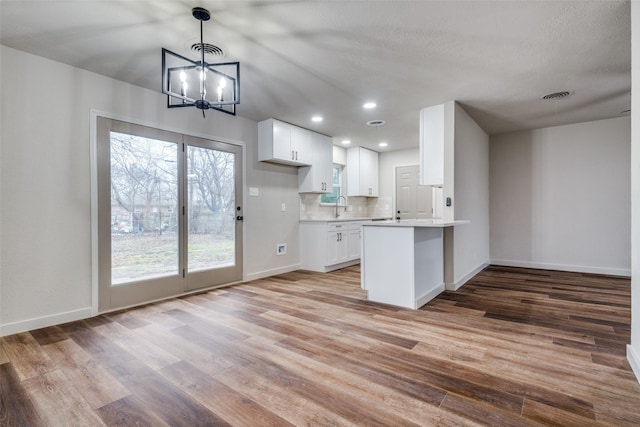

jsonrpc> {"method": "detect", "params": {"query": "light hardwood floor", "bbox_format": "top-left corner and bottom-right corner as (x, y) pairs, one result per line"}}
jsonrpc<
(2, 265), (640, 426)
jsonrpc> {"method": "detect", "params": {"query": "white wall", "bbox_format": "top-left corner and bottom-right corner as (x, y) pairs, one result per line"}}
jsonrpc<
(490, 117), (631, 276)
(0, 46), (301, 335)
(628, 0), (640, 383)
(446, 103), (490, 289)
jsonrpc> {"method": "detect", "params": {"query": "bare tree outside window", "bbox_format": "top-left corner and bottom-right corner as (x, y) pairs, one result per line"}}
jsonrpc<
(109, 131), (236, 283)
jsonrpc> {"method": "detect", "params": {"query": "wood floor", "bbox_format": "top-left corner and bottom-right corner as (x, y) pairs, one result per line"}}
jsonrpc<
(2, 265), (640, 426)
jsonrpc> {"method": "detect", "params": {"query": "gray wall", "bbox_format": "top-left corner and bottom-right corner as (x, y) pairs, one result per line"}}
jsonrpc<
(490, 117), (631, 276)
(449, 103), (490, 288)
(0, 46), (301, 335)
(628, 0), (639, 381)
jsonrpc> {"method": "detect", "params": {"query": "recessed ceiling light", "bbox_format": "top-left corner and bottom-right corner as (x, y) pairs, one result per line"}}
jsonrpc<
(378, 142), (388, 147)
(311, 116), (323, 122)
(342, 140), (351, 145)
(363, 102), (376, 109)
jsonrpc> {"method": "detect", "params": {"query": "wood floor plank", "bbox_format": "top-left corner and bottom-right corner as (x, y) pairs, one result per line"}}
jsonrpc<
(93, 321), (180, 371)
(233, 335), (476, 426)
(29, 325), (70, 346)
(214, 364), (359, 426)
(95, 394), (170, 427)
(1, 333), (56, 381)
(22, 369), (107, 426)
(1, 264), (639, 426)
(0, 344), (8, 365)
(43, 339), (130, 409)
(107, 359), (230, 426)
(0, 363), (46, 427)
(62, 321), (137, 369)
(160, 360), (294, 427)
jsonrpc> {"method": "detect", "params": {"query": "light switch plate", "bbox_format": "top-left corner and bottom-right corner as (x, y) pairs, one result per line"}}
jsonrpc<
(249, 187), (259, 196)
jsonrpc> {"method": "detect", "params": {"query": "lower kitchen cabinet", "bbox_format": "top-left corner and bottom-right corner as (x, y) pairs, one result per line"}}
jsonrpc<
(300, 221), (366, 272)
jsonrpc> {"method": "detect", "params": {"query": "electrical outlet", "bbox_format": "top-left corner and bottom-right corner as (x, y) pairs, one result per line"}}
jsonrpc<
(281, 203), (286, 212)
(276, 243), (287, 255)
(249, 187), (259, 196)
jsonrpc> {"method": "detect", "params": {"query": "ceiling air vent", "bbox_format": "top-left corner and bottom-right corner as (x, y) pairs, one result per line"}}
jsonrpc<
(542, 91), (572, 100)
(366, 120), (386, 126)
(191, 42), (225, 58)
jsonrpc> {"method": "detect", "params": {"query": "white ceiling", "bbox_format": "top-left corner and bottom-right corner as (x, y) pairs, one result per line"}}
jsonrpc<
(0, 1), (631, 152)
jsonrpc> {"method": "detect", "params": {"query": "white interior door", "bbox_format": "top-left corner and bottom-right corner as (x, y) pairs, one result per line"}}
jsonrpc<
(395, 165), (432, 220)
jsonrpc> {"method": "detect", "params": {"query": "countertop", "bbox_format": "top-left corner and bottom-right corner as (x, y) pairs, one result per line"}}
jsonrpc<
(362, 219), (470, 227)
(299, 217), (390, 223)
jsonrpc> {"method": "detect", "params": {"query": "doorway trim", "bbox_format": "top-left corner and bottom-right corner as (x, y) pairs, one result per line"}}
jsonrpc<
(89, 109), (246, 315)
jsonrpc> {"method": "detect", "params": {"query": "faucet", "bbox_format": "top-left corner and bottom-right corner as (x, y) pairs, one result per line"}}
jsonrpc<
(335, 195), (347, 218)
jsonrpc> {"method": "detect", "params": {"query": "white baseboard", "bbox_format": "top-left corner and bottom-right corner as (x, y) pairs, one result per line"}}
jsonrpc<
(244, 263), (301, 282)
(445, 261), (490, 291)
(416, 284), (444, 308)
(491, 259), (631, 277)
(627, 345), (640, 385)
(0, 307), (93, 337)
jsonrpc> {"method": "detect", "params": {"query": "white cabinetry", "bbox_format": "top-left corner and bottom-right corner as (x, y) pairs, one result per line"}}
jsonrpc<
(327, 223), (349, 265)
(258, 119), (312, 166)
(300, 221), (365, 272)
(347, 147), (378, 197)
(298, 132), (333, 193)
(347, 222), (362, 259)
(419, 104), (445, 186)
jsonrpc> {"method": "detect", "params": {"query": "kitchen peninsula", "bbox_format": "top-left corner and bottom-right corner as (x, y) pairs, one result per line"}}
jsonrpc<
(361, 219), (469, 309)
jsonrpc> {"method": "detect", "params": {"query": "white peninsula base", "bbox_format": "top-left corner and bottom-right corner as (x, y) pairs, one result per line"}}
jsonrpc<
(361, 220), (468, 309)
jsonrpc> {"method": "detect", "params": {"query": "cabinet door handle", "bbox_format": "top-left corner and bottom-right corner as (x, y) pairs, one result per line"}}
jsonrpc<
(291, 150), (295, 160)
(295, 151), (298, 161)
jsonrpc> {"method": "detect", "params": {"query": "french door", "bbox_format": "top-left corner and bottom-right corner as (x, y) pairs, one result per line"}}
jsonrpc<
(97, 117), (242, 312)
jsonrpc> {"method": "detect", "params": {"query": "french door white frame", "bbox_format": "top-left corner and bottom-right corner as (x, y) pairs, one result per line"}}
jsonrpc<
(90, 110), (246, 315)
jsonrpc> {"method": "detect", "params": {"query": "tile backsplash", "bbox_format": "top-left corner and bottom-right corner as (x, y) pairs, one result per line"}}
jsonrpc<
(299, 194), (393, 220)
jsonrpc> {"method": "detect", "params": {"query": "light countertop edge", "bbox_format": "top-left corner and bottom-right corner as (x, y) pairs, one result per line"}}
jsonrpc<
(299, 217), (391, 223)
(362, 219), (470, 227)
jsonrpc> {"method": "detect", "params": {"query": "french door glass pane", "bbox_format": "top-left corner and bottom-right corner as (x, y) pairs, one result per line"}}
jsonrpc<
(110, 132), (178, 284)
(187, 146), (236, 271)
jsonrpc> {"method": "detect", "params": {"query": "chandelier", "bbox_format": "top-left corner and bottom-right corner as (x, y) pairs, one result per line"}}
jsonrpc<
(162, 7), (240, 117)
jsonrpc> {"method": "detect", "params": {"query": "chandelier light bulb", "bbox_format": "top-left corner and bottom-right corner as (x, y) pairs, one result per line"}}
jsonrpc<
(219, 77), (227, 88)
(179, 71), (187, 82)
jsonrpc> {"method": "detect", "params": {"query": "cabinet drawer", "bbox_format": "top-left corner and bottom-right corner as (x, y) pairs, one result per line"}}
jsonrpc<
(327, 222), (348, 232)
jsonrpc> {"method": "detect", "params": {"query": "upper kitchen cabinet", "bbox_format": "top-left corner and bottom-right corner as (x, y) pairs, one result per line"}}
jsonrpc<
(420, 104), (445, 186)
(347, 146), (378, 197)
(258, 119), (312, 166)
(298, 132), (333, 193)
